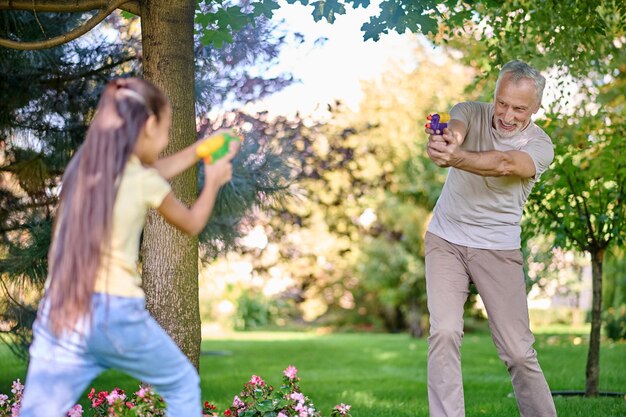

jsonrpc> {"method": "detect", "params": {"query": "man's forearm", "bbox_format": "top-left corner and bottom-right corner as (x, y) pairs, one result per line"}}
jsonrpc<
(452, 150), (516, 177)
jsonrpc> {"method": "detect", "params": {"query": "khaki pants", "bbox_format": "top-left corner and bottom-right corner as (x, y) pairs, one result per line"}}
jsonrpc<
(425, 232), (557, 417)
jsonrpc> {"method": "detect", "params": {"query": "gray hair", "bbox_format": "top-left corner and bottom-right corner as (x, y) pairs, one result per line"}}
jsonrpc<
(495, 60), (546, 104)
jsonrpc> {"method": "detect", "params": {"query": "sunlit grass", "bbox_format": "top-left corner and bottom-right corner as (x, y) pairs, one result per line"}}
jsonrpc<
(1, 330), (624, 416)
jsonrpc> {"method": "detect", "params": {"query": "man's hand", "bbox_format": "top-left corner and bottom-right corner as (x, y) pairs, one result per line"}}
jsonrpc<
(426, 127), (461, 168)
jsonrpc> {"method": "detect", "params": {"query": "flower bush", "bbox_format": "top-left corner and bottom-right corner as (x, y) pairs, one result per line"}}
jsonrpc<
(0, 378), (23, 417)
(83, 385), (167, 417)
(223, 365), (351, 417)
(0, 366), (351, 417)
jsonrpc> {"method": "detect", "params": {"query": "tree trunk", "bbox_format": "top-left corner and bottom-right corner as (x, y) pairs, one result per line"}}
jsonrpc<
(585, 248), (604, 396)
(140, 0), (201, 368)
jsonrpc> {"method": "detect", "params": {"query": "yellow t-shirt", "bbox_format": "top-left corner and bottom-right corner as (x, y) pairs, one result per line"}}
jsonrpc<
(93, 155), (171, 297)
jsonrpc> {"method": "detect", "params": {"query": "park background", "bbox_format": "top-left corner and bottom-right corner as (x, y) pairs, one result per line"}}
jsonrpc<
(0, 0), (624, 416)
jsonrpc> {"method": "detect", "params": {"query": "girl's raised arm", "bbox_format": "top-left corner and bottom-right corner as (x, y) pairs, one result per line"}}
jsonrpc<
(156, 142), (239, 235)
(153, 128), (237, 180)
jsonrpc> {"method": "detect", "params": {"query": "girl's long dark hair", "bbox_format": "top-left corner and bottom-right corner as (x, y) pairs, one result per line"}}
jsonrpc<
(45, 78), (168, 335)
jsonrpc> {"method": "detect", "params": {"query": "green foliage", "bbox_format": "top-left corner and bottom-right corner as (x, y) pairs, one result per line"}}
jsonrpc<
(360, 0), (439, 41)
(220, 46), (476, 333)
(198, 112), (301, 259)
(602, 246), (626, 310)
(523, 102), (626, 255)
(603, 305), (626, 341)
(195, 0), (623, 74)
(234, 292), (273, 330)
(195, 0), (282, 48)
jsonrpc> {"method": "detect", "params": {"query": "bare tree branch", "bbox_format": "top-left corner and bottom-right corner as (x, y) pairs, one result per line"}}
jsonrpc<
(0, 0), (137, 50)
(0, 0), (140, 15)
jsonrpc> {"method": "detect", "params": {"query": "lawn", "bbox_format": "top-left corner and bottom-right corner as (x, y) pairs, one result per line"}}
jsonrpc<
(1, 329), (624, 416)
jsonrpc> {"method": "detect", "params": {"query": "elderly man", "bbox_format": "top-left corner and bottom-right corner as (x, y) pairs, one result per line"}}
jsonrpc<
(424, 60), (557, 417)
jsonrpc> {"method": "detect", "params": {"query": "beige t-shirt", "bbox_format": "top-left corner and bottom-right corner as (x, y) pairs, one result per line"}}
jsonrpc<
(427, 102), (554, 250)
(93, 155), (171, 297)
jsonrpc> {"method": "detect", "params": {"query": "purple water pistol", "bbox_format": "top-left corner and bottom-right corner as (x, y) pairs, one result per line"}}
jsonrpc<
(425, 113), (451, 134)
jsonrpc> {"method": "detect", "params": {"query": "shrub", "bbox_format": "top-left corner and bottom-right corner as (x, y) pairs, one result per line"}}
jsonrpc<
(604, 305), (626, 341)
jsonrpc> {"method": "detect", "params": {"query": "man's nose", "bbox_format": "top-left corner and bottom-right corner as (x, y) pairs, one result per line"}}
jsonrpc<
(503, 108), (515, 123)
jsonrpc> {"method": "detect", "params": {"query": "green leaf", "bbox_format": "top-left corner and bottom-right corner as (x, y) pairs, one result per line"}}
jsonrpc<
(345, 0), (371, 8)
(252, 0), (281, 19)
(416, 15), (438, 35)
(361, 21), (383, 42)
(256, 399), (276, 412)
(200, 29), (234, 48)
(225, 6), (252, 30)
(120, 10), (136, 19)
(310, 0), (347, 23)
(212, 6), (251, 31)
(195, 11), (216, 28)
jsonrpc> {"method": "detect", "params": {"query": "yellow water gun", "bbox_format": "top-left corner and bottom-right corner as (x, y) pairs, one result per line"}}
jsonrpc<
(196, 132), (241, 164)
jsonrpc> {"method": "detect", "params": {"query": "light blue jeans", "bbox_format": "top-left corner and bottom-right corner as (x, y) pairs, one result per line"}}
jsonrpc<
(20, 294), (201, 417)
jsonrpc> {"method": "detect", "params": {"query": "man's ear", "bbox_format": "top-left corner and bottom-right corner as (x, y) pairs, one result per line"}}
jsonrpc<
(532, 102), (542, 115)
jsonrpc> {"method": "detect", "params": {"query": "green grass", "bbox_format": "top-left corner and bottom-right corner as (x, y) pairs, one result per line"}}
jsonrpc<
(1, 330), (625, 416)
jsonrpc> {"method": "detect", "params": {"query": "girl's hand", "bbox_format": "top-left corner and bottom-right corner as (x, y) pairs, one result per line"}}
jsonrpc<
(204, 140), (240, 187)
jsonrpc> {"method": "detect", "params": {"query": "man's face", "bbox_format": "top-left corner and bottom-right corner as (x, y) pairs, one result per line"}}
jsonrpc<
(493, 73), (540, 138)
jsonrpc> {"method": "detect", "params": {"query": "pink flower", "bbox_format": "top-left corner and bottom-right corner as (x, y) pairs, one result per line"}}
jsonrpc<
(299, 411), (308, 417)
(283, 365), (298, 380)
(232, 395), (245, 408)
(277, 412), (289, 417)
(334, 403), (352, 415)
(92, 391), (108, 408)
(106, 388), (126, 405)
(0, 394), (8, 406)
(135, 386), (148, 399)
(67, 404), (83, 417)
(249, 375), (265, 386)
(11, 379), (24, 395)
(290, 392), (305, 403)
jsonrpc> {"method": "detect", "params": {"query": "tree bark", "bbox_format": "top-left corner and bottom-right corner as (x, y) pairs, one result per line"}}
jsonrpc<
(585, 248), (604, 396)
(140, 0), (201, 368)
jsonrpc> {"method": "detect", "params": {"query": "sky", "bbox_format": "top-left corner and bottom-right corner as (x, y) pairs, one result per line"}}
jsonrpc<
(246, 4), (576, 120)
(246, 1), (420, 116)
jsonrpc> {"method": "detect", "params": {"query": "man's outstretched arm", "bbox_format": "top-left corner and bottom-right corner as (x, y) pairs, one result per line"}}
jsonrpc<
(426, 120), (535, 178)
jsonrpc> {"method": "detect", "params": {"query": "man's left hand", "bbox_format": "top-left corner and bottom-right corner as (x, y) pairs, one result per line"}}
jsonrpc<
(427, 128), (460, 167)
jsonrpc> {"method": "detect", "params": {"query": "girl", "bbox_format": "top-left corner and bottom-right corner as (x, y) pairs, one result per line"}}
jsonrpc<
(19, 77), (239, 417)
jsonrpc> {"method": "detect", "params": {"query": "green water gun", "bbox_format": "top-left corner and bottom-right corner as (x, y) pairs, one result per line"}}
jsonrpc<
(196, 132), (241, 164)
